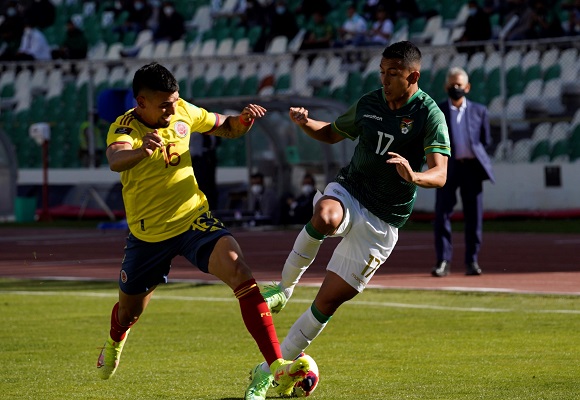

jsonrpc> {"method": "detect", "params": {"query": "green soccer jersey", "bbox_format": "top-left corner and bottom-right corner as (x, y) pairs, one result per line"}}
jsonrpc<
(332, 88), (450, 228)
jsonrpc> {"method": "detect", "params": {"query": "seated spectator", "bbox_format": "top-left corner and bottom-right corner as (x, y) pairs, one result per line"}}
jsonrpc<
(266, 0), (299, 43)
(114, 0), (153, 41)
(153, 1), (185, 42)
(238, 0), (269, 51)
(13, 19), (52, 61)
(362, 0), (388, 21)
(281, 173), (317, 225)
(530, 0), (564, 38)
(365, 5), (394, 46)
(0, 1), (25, 61)
(455, 0), (492, 54)
(335, 3), (368, 47)
(300, 11), (335, 50)
(51, 18), (88, 60)
(295, 0), (331, 20)
(504, 0), (536, 40)
(248, 172), (280, 225)
(562, 0), (580, 34)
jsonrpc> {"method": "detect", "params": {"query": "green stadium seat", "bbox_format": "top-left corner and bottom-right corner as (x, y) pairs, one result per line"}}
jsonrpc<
(274, 74), (291, 92)
(543, 64), (561, 81)
(530, 140), (551, 163)
(240, 75), (259, 96)
(224, 76), (242, 96)
(506, 66), (524, 96)
(190, 76), (207, 98)
(550, 139), (570, 162)
(524, 64), (542, 84)
(205, 77), (226, 98)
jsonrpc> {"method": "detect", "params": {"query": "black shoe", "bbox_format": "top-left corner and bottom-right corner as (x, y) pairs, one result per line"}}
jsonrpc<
(431, 260), (450, 277)
(465, 262), (482, 276)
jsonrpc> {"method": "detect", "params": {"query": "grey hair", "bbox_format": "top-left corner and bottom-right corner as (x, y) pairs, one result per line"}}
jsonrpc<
(447, 67), (469, 83)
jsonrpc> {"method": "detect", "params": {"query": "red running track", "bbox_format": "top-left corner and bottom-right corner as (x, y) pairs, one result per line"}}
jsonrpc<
(0, 227), (578, 296)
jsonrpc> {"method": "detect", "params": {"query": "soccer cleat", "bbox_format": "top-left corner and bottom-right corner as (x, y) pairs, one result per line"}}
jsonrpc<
(96, 329), (130, 380)
(244, 362), (274, 400)
(270, 356), (310, 396)
(262, 284), (287, 314)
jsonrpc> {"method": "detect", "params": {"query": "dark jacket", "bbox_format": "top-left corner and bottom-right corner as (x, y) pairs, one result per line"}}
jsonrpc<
(438, 99), (495, 183)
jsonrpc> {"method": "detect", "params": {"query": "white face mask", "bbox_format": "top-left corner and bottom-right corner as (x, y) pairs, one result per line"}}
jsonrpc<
(163, 6), (174, 16)
(6, 7), (17, 17)
(301, 184), (314, 195)
(250, 184), (263, 196)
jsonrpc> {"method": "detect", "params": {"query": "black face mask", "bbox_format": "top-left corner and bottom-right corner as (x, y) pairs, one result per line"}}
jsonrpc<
(447, 87), (466, 101)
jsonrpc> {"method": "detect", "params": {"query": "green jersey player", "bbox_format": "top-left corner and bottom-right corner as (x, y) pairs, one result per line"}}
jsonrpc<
(245, 41), (450, 399)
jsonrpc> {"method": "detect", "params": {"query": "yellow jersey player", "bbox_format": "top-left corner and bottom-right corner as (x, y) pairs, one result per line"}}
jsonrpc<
(96, 62), (311, 398)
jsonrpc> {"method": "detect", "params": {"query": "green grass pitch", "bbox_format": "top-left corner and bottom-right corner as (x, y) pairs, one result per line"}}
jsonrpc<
(1, 279), (579, 399)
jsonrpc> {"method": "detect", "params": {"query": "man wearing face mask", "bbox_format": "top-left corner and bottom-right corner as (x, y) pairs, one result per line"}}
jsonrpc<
(281, 173), (317, 225)
(432, 67), (494, 278)
(249, 172), (280, 225)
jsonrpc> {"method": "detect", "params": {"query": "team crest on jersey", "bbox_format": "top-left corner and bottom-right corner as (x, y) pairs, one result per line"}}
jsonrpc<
(115, 127), (133, 134)
(174, 121), (189, 138)
(400, 118), (413, 134)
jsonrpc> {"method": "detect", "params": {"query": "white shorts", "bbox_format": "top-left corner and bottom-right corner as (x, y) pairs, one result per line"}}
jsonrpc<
(317, 182), (398, 292)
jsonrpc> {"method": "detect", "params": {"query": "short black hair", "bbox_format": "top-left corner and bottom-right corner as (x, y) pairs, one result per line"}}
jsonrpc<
(382, 41), (422, 69)
(132, 62), (179, 98)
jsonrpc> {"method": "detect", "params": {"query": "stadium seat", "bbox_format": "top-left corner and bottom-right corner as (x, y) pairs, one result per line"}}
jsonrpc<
(168, 39), (185, 58)
(200, 38), (217, 57)
(266, 35), (288, 55)
(106, 42), (124, 60)
(492, 139), (513, 163)
(190, 76), (207, 98)
(274, 74), (291, 93)
(410, 16), (433, 42)
(240, 75), (259, 96)
(543, 64), (561, 82)
(540, 48), (560, 72)
(205, 77), (226, 98)
(529, 140), (551, 163)
(550, 138), (570, 162)
(216, 38), (234, 56)
(232, 38), (250, 56)
(506, 66), (524, 96)
(466, 52), (485, 73)
(430, 27), (450, 46)
(484, 51), (501, 74)
(504, 49), (522, 70)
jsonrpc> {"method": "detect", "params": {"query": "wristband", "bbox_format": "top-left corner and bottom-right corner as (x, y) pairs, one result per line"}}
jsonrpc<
(239, 115), (254, 127)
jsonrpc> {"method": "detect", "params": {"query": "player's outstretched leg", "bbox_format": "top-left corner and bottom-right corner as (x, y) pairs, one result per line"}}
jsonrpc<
(96, 329), (130, 379)
(261, 283), (287, 313)
(245, 362), (273, 400)
(270, 356), (311, 396)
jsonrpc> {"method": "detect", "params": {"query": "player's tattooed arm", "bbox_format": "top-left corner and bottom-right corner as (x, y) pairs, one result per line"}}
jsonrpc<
(212, 104), (267, 139)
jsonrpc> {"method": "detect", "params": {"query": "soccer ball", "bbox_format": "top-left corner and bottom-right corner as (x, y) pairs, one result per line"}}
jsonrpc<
(292, 353), (319, 397)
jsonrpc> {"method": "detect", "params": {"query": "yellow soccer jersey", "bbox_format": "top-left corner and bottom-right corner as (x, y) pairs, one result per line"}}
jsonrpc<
(106, 98), (219, 242)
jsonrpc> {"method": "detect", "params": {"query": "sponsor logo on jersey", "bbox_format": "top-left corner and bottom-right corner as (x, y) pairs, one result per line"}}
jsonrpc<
(174, 121), (189, 138)
(115, 127), (133, 134)
(363, 114), (383, 121)
(400, 118), (413, 134)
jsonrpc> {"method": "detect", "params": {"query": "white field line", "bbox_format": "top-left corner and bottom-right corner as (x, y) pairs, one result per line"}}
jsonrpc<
(1, 290), (579, 314)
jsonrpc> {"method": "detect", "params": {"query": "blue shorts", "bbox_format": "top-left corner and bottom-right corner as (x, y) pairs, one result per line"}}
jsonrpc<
(118, 211), (231, 295)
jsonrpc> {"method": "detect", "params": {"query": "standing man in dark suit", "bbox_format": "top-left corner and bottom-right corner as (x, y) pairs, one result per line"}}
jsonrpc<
(432, 67), (494, 277)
